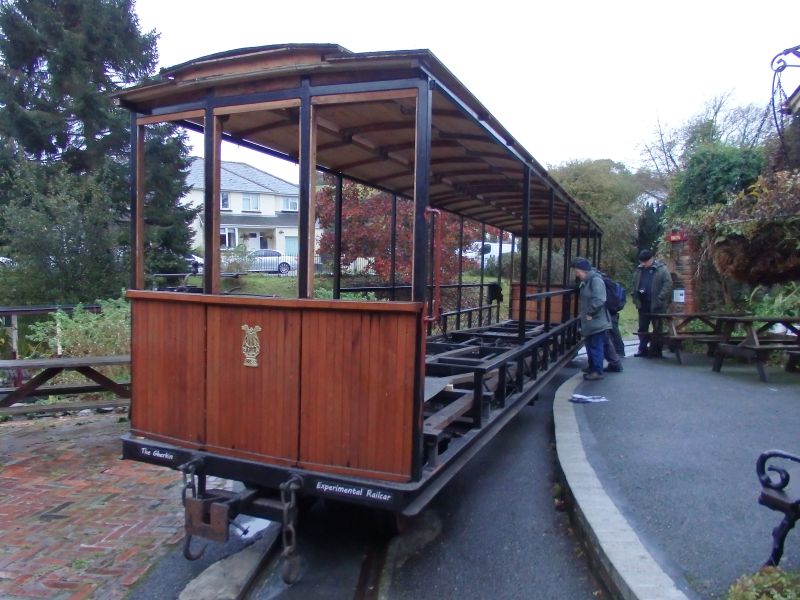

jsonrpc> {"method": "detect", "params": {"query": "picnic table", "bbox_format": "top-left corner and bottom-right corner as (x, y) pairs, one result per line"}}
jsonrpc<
(648, 312), (746, 364)
(712, 316), (800, 382)
(0, 355), (130, 407)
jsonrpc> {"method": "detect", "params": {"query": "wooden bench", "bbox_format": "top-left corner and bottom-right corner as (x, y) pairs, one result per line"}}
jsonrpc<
(664, 334), (726, 365)
(423, 387), (475, 468)
(713, 343), (799, 382)
(756, 450), (800, 567)
(0, 355), (130, 407)
(786, 350), (800, 373)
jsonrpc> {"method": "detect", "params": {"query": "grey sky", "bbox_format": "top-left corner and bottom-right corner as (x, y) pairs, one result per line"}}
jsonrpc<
(133, 0), (800, 183)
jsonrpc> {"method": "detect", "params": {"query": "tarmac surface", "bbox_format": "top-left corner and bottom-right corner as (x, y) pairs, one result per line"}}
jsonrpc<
(1, 345), (798, 599)
(558, 348), (800, 599)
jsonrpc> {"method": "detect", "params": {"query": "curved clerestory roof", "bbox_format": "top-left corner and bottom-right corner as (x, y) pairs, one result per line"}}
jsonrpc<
(114, 43), (600, 239)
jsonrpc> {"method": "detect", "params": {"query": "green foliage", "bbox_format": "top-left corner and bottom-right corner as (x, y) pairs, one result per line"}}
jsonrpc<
(549, 159), (641, 282)
(0, 0), (196, 303)
(727, 567), (800, 600)
(25, 296), (130, 357)
(746, 283), (800, 317)
(0, 161), (127, 303)
(221, 243), (253, 273)
(669, 143), (765, 217)
(0, 0), (157, 170)
(138, 125), (198, 274)
(617, 300), (638, 338)
(637, 203), (665, 252)
(679, 169), (800, 287)
(768, 114), (800, 172)
(313, 287), (379, 301)
(710, 170), (800, 242)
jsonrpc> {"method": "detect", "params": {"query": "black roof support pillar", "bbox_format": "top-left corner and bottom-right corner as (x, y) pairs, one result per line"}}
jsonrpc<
(333, 174), (343, 299)
(518, 168), (531, 342)
(412, 79), (432, 305)
(298, 78), (314, 298)
(130, 113), (144, 291)
(203, 107), (221, 294)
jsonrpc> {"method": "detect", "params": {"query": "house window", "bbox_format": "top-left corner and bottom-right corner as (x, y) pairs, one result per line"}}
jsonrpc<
(221, 192), (230, 210)
(242, 193), (260, 211)
(282, 196), (298, 212)
(220, 227), (236, 248)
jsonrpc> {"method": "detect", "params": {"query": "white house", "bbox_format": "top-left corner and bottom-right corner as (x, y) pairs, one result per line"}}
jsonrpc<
(185, 157), (320, 256)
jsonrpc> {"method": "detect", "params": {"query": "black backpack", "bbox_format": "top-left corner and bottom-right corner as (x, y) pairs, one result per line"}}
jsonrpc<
(600, 272), (626, 313)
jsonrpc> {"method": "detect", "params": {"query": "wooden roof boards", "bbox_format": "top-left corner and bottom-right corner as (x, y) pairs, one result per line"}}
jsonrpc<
(114, 44), (599, 239)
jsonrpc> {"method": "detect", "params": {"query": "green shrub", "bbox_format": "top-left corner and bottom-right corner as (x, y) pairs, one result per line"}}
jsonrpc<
(25, 296), (130, 358)
(313, 287), (378, 301)
(747, 283), (800, 317)
(21, 296), (131, 400)
(728, 567), (800, 600)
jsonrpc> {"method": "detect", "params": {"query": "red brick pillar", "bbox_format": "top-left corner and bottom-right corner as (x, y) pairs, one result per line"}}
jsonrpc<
(663, 234), (697, 313)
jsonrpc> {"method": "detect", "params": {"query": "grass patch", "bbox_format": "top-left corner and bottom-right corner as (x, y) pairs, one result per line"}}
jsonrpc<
(618, 302), (638, 338)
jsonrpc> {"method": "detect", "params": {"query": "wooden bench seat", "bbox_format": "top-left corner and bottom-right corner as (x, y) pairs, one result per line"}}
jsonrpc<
(0, 397), (131, 417)
(713, 344), (799, 382)
(0, 381), (130, 398)
(424, 393), (473, 432)
(0, 355), (130, 407)
(664, 334), (726, 364)
(423, 391), (474, 468)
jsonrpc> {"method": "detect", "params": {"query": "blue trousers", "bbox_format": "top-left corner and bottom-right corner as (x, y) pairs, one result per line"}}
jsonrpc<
(586, 331), (607, 374)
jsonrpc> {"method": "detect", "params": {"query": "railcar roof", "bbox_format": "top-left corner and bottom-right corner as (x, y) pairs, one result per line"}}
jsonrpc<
(115, 43), (599, 238)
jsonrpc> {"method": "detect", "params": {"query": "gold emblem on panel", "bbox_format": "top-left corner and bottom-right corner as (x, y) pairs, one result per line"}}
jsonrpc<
(241, 324), (262, 367)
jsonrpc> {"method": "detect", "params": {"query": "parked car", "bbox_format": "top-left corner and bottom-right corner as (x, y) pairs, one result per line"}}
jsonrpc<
(0, 256), (14, 267)
(248, 249), (297, 274)
(185, 255), (204, 274)
(463, 241), (516, 262)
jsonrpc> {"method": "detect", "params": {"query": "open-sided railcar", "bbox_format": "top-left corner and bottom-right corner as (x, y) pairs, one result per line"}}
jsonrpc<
(114, 44), (602, 572)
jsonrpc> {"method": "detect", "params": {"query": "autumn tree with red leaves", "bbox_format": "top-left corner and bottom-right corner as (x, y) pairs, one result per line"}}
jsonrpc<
(315, 175), (495, 284)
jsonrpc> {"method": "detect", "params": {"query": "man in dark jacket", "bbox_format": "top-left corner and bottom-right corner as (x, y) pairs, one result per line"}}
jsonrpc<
(632, 249), (673, 357)
(573, 257), (612, 380)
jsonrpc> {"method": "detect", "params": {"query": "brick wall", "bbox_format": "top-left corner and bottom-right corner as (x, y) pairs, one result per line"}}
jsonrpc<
(664, 236), (698, 313)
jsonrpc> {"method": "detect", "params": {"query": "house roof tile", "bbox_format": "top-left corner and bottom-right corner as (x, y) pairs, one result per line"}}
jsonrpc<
(187, 157), (298, 196)
(220, 213), (300, 227)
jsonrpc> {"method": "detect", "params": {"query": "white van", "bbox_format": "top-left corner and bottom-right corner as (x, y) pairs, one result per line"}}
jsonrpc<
(463, 241), (516, 262)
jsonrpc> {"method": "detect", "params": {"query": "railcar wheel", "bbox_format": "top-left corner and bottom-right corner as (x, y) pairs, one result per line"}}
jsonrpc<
(278, 262), (290, 274)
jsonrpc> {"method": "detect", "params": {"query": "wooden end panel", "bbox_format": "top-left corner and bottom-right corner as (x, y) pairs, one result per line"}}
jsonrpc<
(510, 284), (566, 322)
(205, 306), (301, 465)
(130, 299), (206, 445)
(299, 309), (420, 481)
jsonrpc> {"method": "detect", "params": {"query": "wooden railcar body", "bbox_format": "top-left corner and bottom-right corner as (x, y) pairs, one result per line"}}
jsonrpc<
(115, 44), (602, 539)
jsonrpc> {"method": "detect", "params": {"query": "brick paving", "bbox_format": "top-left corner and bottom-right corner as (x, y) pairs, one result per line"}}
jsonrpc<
(0, 411), (185, 599)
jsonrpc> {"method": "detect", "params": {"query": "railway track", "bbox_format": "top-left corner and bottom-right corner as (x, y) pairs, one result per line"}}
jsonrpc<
(186, 502), (400, 600)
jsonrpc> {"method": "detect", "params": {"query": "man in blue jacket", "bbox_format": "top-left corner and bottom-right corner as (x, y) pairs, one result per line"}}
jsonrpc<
(573, 257), (612, 380)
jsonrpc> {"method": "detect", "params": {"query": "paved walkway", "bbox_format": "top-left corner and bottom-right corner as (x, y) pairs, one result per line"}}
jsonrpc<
(0, 411), (185, 600)
(556, 349), (800, 599)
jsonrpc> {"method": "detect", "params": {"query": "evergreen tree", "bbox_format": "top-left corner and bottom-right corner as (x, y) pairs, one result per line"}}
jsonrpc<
(0, 0), (196, 302)
(637, 203), (665, 252)
(0, 0), (156, 173)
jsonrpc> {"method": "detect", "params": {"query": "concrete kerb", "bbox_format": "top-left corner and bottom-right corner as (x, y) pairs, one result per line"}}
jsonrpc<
(553, 373), (689, 600)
